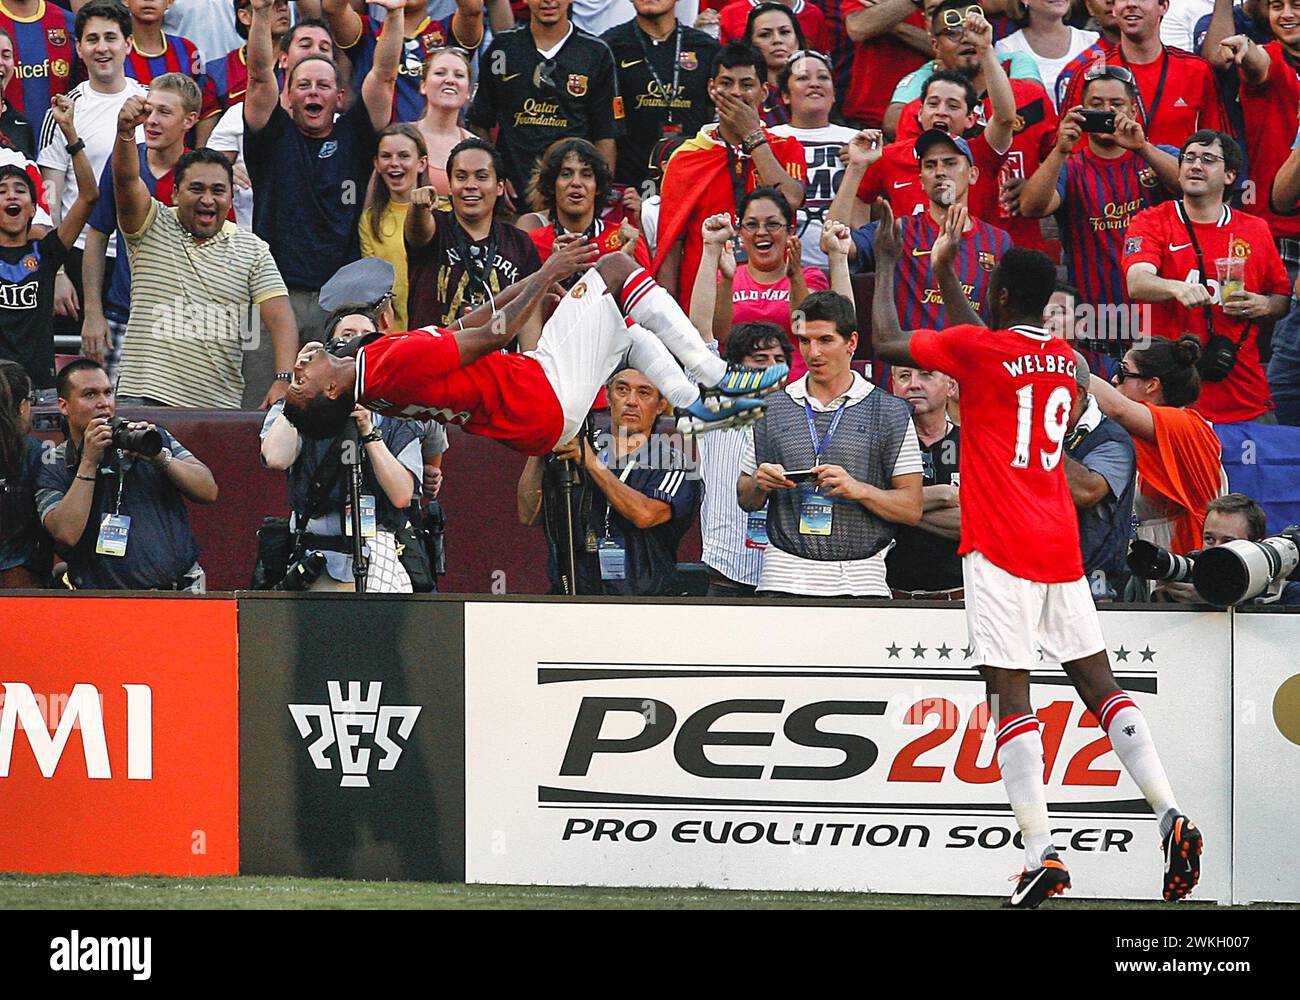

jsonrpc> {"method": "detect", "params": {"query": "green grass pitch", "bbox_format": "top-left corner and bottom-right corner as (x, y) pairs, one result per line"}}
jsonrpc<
(2, 873), (1292, 910)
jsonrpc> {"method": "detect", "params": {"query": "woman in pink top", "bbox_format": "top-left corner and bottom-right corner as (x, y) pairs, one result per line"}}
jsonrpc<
(415, 48), (474, 212)
(697, 187), (842, 379)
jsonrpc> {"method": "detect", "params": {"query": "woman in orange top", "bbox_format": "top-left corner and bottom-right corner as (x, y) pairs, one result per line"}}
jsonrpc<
(1088, 335), (1225, 556)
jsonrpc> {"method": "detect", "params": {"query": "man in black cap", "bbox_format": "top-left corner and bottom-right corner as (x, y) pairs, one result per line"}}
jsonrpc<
(849, 130), (1014, 331)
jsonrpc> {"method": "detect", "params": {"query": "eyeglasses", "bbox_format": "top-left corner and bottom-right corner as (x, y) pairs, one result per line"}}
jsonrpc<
(740, 220), (788, 234)
(1084, 64), (1135, 84)
(1181, 151), (1224, 166)
(1113, 364), (1147, 383)
(786, 49), (833, 73)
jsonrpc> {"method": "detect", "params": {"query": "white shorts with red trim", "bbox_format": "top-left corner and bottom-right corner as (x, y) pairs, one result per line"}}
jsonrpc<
(528, 269), (631, 444)
(962, 551), (1105, 671)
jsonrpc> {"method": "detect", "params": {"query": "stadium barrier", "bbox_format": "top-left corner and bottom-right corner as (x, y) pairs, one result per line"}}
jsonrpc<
(2, 594), (1297, 903)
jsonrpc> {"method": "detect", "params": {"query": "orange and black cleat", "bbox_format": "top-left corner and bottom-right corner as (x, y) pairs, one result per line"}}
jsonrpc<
(1004, 853), (1072, 909)
(1162, 814), (1203, 901)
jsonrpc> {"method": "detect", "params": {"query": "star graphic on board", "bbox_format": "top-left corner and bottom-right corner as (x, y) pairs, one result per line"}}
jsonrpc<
(963, 645), (975, 659)
(936, 643), (952, 659)
(911, 643), (927, 659)
(886, 642), (901, 659)
(1114, 646), (1130, 662)
(1139, 646), (1156, 663)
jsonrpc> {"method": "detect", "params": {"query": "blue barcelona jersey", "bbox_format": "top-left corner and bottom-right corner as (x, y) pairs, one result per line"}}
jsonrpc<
(1054, 144), (1176, 307)
(0, 0), (76, 121)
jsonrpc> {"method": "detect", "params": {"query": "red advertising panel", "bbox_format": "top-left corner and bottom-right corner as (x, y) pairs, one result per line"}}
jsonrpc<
(0, 596), (239, 875)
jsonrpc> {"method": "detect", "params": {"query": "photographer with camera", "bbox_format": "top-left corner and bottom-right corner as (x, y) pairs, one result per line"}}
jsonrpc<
(35, 359), (217, 591)
(1122, 130), (1290, 424)
(259, 261), (427, 593)
(1137, 493), (1300, 605)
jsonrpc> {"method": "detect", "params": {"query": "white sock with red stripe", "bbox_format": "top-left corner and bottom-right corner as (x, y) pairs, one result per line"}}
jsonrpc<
(626, 322), (701, 407)
(619, 268), (727, 387)
(996, 714), (1055, 869)
(1097, 691), (1178, 832)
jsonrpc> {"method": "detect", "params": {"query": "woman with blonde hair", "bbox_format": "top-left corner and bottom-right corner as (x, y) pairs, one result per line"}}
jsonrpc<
(360, 122), (430, 330)
(415, 47), (475, 208)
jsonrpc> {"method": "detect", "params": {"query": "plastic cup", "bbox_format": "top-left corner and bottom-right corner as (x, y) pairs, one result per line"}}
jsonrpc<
(1217, 256), (1245, 302)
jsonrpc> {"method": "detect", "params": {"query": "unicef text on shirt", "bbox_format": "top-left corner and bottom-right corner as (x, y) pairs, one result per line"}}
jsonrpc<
(150, 298), (263, 350)
(592, 429), (702, 479)
(1046, 302), (1152, 349)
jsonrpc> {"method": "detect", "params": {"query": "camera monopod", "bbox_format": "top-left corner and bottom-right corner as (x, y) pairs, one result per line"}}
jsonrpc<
(555, 452), (580, 596)
(342, 418), (368, 593)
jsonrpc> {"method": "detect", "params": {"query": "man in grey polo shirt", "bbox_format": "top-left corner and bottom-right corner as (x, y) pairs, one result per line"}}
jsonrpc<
(737, 291), (923, 598)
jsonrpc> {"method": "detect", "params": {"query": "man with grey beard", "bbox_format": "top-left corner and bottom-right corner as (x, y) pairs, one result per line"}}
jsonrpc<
(847, 131), (1012, 331)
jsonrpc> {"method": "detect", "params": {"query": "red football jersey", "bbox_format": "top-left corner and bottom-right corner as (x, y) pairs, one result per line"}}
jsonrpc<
(719, 0), (830, 52)
(355, 328), (564, 456)
(1237, 42), (1300, 239)
(530, 218), (652, 270)
(841, 4), (928, 127)
(855, 135), (1005, 222)
(1059, 46), (1224, 149)
(895, 77), (1056, 249)
(1122, 203), (1287, 423)
(910, 323), (1084, 583)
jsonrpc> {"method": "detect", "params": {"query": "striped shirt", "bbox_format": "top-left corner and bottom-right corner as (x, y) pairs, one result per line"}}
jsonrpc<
(739, 373), (923, 596)
(697, 345), (764, 587)
(1055, 143), (1175, 309)
(853, 213), (1012, 329)
(116, 199), (287, 408)
(124, 34), (221, 122)
(0, 0), (75, 120)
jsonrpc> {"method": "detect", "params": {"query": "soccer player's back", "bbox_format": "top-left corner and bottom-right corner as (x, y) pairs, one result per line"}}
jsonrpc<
(870, 207), (1203, 908)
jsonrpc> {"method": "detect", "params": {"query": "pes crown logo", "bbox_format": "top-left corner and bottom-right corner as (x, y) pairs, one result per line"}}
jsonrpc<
(289, 681), (422, 788)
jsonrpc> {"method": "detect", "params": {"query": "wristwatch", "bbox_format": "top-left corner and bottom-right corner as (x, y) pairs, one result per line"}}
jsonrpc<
(156, 447), (174, 469)
(64, 138), (85, 156)
(360, 430), (382, 445)
(741, 128), (768, 154)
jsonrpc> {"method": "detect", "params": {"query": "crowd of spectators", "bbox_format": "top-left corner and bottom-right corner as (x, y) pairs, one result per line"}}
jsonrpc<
(0, 0), (1297, 601)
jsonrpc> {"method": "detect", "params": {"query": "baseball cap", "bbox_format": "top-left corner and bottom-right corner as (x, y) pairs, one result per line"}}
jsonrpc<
(913, 128), (976, 166)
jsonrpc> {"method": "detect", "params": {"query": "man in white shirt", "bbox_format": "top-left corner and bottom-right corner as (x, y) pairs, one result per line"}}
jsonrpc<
(738, 290), (923, 597)
(37, 0), (147, 348)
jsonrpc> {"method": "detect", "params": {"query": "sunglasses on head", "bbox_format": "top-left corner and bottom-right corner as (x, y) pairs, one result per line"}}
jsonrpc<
(936, 5), (983, 32)
(1084, 64), (1136, 84)
(786, 49), (833, 72)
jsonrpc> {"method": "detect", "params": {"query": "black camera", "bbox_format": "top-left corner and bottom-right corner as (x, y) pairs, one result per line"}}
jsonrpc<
(109, 416), (163, 458)
(1078, 109), (1116, 134)
(1127, 539), (1198, 583)
(1198, 334), (1241, 382)
(276, 549), (327, 591)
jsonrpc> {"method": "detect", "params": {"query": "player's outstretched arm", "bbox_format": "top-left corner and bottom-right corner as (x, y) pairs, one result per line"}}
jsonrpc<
(869, 200), (923, 368)
(930, 205), (984, 328)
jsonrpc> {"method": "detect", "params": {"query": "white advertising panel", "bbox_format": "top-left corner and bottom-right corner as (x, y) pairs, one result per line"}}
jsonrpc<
(465, 603), (1231, 900)
(1231, 611), (1300, 903)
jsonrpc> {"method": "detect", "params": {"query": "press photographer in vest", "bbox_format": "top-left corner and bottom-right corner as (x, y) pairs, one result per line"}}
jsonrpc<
(35, 359), (217, 590)
(737, 290), (923, 598)
(259, 258), (428, 593)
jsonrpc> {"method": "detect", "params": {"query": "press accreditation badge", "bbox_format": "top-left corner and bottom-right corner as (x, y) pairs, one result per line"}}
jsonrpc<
(597, 537), (626, 581)
(745, 508), (769, 548)
(798, 486), (833, 536)
(96, 513), (131, 557)
(344, 495), (378, 538)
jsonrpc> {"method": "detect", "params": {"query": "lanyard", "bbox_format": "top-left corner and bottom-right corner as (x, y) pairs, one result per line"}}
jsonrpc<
(1173, 202), (1253, 348)
(636, 23), (682, 126)
(804, 398), (848, 465)
(1117, 47), (1170, 135)
(603, 456), (637, 538)
(451, 218), (499, 305)
(725, 142), (749, 217)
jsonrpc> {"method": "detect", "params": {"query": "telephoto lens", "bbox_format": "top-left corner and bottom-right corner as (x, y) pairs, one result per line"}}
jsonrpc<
(108, 417), (163, 457)
(277, 550), (327, 591)
(1126, 539), (1198, 583)
(1193, 530), (1300, 605)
